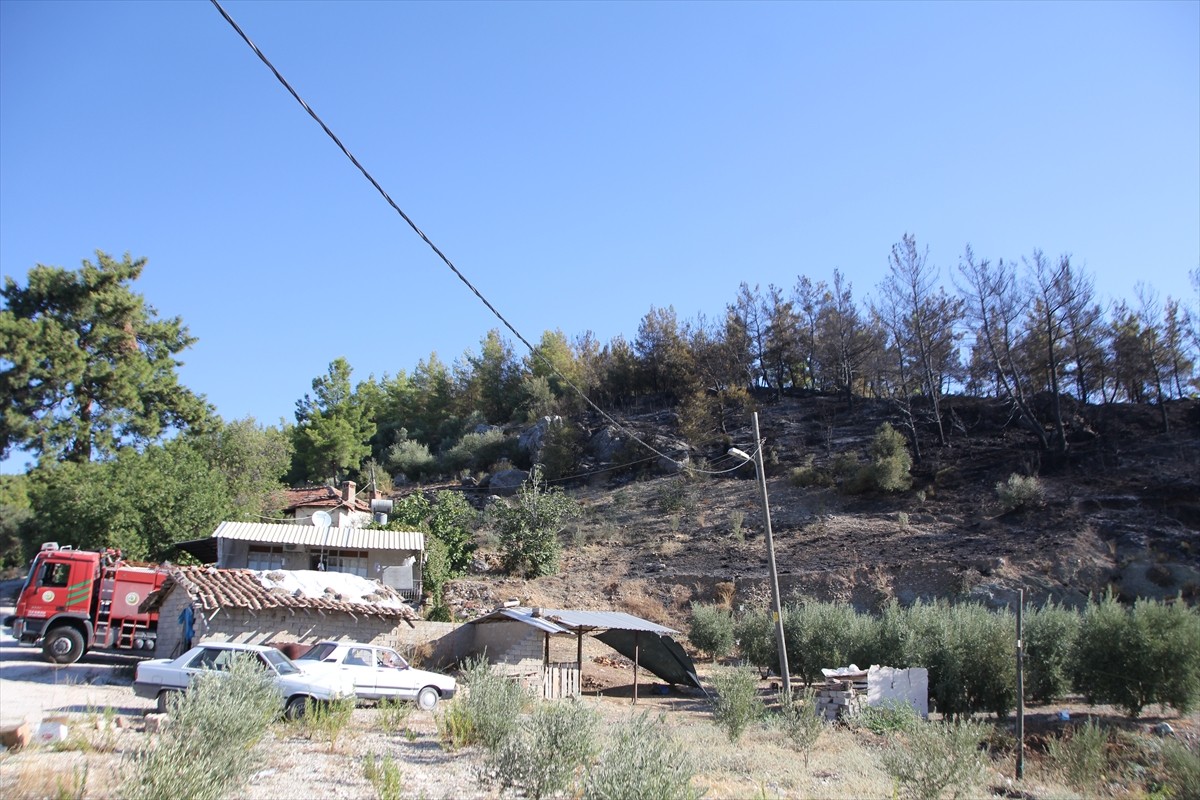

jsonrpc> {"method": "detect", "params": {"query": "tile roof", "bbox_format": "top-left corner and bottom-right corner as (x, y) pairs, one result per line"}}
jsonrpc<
(145, 566), (418, 620)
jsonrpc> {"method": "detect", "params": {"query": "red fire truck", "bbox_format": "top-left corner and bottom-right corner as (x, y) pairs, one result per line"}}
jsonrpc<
(5, 543), (168, 664)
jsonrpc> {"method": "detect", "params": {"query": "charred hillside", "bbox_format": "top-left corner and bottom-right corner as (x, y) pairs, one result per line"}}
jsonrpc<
(444, 394), (1200, 627)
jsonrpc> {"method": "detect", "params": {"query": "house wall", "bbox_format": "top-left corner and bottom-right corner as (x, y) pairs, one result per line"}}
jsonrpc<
(216, 540), (422, 587)
(154, 588), (194, 659)
(466, 620), (549, 694)
(291, 505), (371, 528)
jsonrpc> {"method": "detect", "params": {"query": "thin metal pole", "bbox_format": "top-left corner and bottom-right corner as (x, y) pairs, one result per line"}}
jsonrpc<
(752, 412), (791, 697)
(633, 632), (640, 705)
(1016, 589), (1025, 780)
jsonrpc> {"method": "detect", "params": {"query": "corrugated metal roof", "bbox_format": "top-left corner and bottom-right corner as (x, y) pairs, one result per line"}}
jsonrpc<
(471, 607), (678, 635)
(212, 521), (424, 551)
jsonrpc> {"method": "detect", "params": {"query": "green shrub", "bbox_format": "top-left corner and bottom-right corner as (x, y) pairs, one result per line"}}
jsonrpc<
(729, 509), (745, 541)
(856, 699), (921, 735)
(386, 438), (436, 481)
(1045, 718), (1109, 791)
(709, 665), (763, 742)
(879, 718), (990, 800)
(855, 422), (913, 493)
(994, 473), (1044, 511)
(861, 600), (910, 668)
(789, 455), (832, 488)
(123, 654), (280, 800)
(902, 601), (1015, 718)
(1073, 594), (1200, 717)
(583, 711), (700, 800)
(831, 452), (860, 480)
(440, 428), (517, 474)
(655, 478), (696, 514)
(439, 656), (528, 750)
(783, 599), (875, 685)
(734, 607), (778, 673)
(492, 466), (580, 578)
(483, 700), (598, 799)
(363, 753), (404, 800)
(1024, 600), (1080, 704)
(689, 602), (735, 662)
(1159, 738), (1200, 800)
(777, 688), (825, 766)
(295, 694), (355, 751)
(376, 697), (413, 733)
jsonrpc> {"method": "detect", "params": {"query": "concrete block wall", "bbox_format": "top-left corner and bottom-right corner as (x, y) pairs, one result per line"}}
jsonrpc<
(468, 621), (545, 693)
(392, 621), (465, 669)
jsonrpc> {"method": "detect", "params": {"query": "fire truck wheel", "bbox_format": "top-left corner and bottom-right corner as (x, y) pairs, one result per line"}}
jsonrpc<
(43, 626), (85, 664)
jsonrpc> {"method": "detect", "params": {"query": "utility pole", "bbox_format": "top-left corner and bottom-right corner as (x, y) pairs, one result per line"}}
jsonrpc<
(1016, 588), (1025, 780)
(730, 411), (791, 696)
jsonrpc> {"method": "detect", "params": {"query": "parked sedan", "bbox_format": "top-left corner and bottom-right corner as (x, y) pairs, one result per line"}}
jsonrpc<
(296, 640), (457, 710)
(133, 641), (356, 717)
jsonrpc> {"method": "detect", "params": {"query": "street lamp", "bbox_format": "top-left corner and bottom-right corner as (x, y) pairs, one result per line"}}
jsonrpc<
(729, 410), (791, 697)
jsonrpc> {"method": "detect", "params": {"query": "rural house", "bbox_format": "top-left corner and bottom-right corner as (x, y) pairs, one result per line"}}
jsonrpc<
(281, 481), (374, 527)
(175, 520), (425, 598)
(141, 565), (420, 660)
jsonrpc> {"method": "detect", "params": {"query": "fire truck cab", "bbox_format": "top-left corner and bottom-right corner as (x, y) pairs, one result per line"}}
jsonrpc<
(8, 543), (165, 664)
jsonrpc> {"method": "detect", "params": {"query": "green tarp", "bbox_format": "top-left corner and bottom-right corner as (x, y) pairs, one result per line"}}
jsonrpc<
(595, 629), (702, 689)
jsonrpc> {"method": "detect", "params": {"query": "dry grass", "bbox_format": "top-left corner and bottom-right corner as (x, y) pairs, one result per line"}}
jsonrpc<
(614, 578), (672, 625)
(685, 719), (892, 799)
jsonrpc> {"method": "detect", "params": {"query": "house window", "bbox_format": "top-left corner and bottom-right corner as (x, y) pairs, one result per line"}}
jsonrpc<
(247, 545), (285, 571)
(312, 549), (368, 578)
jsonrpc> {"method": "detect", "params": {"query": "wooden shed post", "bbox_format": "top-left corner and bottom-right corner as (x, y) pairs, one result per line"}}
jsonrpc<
(576, 630), (584, 697)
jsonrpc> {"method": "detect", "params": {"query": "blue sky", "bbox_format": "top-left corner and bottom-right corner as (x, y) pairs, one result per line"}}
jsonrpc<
(2, 0), (1197, 472)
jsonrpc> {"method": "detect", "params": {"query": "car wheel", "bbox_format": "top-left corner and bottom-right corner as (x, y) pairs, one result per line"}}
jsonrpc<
(416, 686), (440, 711)
(285, 695), (312, 719)
(156, 689), (181, 714)
(42, 626), (85, 665)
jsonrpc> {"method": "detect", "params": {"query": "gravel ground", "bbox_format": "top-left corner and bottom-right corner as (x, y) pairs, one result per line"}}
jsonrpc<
(0, 613), (691, 799)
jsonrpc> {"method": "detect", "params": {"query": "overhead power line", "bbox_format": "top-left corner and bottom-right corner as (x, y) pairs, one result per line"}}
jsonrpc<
(209, 0), (697, 471)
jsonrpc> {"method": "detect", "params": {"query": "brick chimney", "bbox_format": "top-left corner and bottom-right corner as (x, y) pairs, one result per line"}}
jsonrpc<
(342, 480), (356, 505)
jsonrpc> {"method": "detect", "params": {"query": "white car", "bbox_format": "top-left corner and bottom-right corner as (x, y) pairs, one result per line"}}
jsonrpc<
(296, 640), (457, 710)
(133, 641), (356, 717)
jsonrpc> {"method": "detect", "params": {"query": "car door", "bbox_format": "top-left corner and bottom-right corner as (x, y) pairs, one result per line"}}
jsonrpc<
(340, 646), (379, 699)
(174, 646), (232, 689)
(372, 647), (417, 701)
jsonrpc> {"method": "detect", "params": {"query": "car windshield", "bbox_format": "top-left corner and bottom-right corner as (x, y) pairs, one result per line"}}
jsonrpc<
(297, 642), (337, 663)
(261, 648), (300, 676)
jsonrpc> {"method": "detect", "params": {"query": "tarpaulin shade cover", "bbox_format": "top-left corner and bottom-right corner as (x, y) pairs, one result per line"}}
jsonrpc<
(595, 629), (702, 689)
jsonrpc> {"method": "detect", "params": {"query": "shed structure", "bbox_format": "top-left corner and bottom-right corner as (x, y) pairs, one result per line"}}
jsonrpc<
(464, 607), (702, 700)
